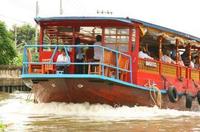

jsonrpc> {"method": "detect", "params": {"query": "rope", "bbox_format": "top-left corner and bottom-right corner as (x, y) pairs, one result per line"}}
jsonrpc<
(152, 85), (162, 108)
(149, 86), (157, 106)
(145, 80), (162, 108)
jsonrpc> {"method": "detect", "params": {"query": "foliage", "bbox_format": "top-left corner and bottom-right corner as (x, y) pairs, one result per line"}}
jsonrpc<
(10, 24), (36, 46)
(8, 24), (37, 66)
(0, 21), (17, 65)
(11, 53), (23, 66)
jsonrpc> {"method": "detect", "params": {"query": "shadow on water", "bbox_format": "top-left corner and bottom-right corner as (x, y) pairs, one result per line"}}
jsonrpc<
(0, 91), (200, 132)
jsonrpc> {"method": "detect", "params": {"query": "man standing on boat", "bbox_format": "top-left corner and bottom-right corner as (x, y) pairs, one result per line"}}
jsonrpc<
(56, 48), (71, 73)
(94, 35), (103, 62)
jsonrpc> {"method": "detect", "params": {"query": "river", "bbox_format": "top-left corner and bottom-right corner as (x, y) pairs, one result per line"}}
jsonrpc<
(0, 91), (200, 132)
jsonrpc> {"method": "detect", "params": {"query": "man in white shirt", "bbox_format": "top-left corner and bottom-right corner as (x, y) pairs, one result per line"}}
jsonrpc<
(56, 48), (71, 73)
(94, 35), (103, 62)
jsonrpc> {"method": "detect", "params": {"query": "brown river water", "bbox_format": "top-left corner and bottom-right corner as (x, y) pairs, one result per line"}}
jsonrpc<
(0, 91), (200, 132)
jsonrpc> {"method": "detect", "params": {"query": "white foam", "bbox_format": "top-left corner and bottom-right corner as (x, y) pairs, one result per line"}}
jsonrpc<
(0, 92), (200, 122)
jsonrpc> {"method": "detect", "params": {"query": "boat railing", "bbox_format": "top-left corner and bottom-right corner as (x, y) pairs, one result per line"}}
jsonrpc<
(138, 58), (200, 81)
(22, 44), (132, 83)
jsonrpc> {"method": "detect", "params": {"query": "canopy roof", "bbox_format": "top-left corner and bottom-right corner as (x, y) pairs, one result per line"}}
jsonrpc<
(35, 16), (200, 43)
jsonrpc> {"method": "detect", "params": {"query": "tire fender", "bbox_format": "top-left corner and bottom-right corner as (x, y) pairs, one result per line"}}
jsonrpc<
(196, 91), (200, 105)
(167, 87), (178, 103)
(186, 93), (193, 109)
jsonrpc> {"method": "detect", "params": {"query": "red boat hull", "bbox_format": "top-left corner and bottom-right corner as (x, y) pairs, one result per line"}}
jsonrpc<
(32, 78), (200, 111)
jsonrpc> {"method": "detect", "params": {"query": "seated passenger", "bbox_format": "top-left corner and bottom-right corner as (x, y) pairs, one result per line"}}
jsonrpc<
(190, 56), (195, 68)
(181, 45), (190, 67)
(190, 60), (195, 68)
(177, 54), (185, 67)
(170, 45), (177, 60)
(194, 56), (200, 69)
(56, 48), (71, 73)
(138, 47), (153, 60)
(161, 50), (176, 64)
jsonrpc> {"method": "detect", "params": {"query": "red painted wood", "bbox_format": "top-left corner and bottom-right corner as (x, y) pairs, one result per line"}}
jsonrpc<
(132, 23), (140, 84)
(39, 25), (44, 56)
(33, 78), (200, 111)
(102, 26), (105, 46)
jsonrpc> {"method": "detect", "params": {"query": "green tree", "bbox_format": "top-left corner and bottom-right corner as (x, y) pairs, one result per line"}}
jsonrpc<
(10, 24), (36, 46)
(0, 21), (16, 64)
(9, 24), (37, 66)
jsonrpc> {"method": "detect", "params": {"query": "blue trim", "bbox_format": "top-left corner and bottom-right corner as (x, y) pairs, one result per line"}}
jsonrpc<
(116, 51), (119, 79)
(35, 16), (200, 42)
(21, 74), (167, 94)
(50, 46), (57, 62)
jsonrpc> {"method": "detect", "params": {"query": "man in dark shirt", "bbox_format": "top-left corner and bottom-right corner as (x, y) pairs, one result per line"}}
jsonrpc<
(181, 45), (190, 67)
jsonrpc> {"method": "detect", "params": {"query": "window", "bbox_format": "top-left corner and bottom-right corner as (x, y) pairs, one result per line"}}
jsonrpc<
(79, 26), (102, 43)
(44, 26), (73, 45)
(104, 27), (129, 52)
(132, 29), (136, 51)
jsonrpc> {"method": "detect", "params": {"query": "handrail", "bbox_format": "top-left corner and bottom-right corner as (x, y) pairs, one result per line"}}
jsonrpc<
(23, 62), (130, 73)
(138, 58), (200, 81)
(22, 44), (133, 83)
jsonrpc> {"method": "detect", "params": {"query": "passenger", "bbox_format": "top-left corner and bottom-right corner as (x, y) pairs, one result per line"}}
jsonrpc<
(177, 53), (185, 67)
(190, 56), (195, 68)
(190, 61), (195, 68)
(138, 47), (153, 60)
(194, 56), (200, 69)
(181, 45), (190, 67)
(75, 37), (84, 74)
(94, 35), (103, 62)
(170, 46), (177, 60)
(56, 48), (71, 73)
(161, 50), (176, 64)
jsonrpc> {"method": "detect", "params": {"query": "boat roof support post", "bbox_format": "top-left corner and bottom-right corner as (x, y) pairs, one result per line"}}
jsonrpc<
(128, 27), (133, 53)
(189, 44), (192, 62)
(102, 26), (105, 46)
(39, 25), (44, 54)
(56, 29), (59, 44)
(132, 24), (140, 84)
(158, 36), (163, 60)
(70, 26), (76, 73)
(158, 36), (163, 75)
(175, 39), (179, 78)
(175, 39), (179, 63)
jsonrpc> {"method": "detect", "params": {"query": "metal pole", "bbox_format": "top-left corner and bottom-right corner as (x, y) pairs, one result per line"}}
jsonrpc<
(60, 0), (63, 15)
(35, 1), (39, 51)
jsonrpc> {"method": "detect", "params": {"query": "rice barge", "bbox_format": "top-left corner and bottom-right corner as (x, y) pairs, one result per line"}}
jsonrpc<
(22, 17), (200, 111)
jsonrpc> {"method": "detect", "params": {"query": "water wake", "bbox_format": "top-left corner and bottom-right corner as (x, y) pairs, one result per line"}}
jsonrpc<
(0, 92), (200, 122)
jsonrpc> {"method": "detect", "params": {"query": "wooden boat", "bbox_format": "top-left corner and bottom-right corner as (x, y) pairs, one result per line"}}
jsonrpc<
(22, 17), (200, 111)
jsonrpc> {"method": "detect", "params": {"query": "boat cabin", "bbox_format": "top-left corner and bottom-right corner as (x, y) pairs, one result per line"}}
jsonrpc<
(22, 17), (200, 95)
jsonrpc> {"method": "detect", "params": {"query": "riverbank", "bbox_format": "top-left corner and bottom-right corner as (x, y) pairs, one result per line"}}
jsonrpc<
(0, 65), (30, 93)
